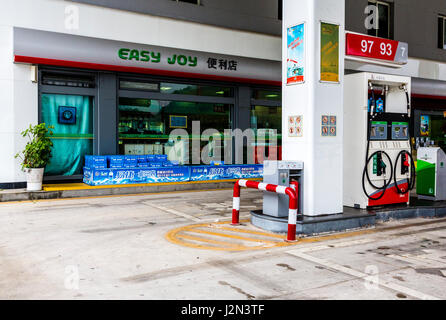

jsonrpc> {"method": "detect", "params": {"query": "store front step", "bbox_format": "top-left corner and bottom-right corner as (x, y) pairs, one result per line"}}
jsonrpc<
(0, 179), (259, 203)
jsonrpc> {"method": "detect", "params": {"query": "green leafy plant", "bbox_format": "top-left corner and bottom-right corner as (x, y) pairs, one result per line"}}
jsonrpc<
(15, 123), (54, 170)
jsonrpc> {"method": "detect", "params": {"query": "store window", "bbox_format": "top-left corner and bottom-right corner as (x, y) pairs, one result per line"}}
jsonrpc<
(120, 80), (159, 91)
(118, 80), (234, 164)
(438, 15), (446, 49)
(250, 89), (282, 164)
(160, 83), (233, 97)
(417, 113), (446, 152)
(278, 0), (282, 21)
(173, 0), (201, 5)
(118, 99), (232, 163)
(41, 73), (95, 88)
(367, 1), (392, 39)
(429, 115), (446, 150)
(253, 89), (281, 101)
(41, 94), (94, 176)
(119, 79), (233, 97)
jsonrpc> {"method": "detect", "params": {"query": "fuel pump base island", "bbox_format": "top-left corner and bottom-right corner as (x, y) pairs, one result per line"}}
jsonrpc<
(343, 72), (415, 210)
(250, 160), (376, 236)
(250, 72), (418, 236)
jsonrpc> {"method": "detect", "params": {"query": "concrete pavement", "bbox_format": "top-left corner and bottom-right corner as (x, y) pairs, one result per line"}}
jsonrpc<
(0, 189), (445, 300)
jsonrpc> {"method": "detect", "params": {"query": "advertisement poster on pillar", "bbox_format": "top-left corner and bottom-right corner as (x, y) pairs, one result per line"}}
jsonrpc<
(287, 23), (305, 85)
(320, 22), (340, 83)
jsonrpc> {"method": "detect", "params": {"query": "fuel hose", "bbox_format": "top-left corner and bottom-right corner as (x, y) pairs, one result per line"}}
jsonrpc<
(393, 150), (416, 194)
(362, 150), (394, 201)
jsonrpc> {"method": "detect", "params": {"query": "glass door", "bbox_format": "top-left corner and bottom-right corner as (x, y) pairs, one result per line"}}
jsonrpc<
(39, 70), (97, 178)
(40, 94), (94, 176)
(250, 89), (282, 164)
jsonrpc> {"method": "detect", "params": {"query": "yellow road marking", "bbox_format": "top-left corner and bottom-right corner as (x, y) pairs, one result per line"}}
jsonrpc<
(166, 217), (446, 252)
(187, 228), (280, 244)
(165, 220), (296, 251)
(212, 225), (286, 239)
(167, 235), (292, 252)
(168, 239), (280, 252)
(176, 233), (247, 249)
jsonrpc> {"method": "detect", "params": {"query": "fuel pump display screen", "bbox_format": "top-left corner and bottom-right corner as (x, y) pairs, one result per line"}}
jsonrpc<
(392, 122), (409, 140)
(370, 121), (387, 140)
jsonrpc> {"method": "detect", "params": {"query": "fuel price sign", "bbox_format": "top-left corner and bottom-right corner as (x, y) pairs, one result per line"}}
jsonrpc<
(345, 32), (408, 65)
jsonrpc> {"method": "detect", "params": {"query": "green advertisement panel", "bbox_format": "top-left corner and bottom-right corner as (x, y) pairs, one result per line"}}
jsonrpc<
(320, 22), (339, 83)
(416, 159), (436, 196)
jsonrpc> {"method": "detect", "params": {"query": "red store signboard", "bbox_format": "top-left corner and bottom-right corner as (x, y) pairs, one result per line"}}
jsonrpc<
(345, 32), (408, 65)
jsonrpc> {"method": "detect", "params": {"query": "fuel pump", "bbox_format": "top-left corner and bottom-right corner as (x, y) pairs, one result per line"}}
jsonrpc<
(362, 82), (394, 202)
(344, 73), (415, 209)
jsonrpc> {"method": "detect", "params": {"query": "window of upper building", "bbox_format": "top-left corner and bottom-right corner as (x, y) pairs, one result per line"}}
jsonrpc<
(278, 0), (283, 20)
(173, 0), (201, 5)
(367, 1), (392, 39)
(438, 15), (446, 49)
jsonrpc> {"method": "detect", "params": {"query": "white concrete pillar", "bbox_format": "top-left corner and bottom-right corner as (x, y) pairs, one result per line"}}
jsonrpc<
(0, 25), (38, 184)
(282, 0), (345, 216)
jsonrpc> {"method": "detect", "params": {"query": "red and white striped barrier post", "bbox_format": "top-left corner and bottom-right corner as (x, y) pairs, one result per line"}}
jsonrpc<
(232, 182), (241, 225)
(231, 179), (299, 241)
(288, 181), (299, 241)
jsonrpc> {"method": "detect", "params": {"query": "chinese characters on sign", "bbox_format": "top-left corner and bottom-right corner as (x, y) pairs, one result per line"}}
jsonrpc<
(207, 58), (238, 71)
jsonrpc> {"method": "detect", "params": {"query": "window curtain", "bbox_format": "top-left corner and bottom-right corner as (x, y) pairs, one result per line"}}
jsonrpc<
(41, 94), (93, 176)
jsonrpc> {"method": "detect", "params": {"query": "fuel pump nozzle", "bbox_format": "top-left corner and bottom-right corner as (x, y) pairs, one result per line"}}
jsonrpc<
(401, 152), (410, 175)
(376, 152), (387, 176)
(368, 82), (375, 116)
(400, 84), (411, 117)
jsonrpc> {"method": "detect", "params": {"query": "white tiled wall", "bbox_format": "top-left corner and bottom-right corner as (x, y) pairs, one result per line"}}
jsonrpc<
(0, 26), (16, 182)
(0, 25), (38, 183)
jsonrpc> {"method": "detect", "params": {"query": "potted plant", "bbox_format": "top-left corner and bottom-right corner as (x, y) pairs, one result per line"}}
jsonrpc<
(15, 123), (54, 191)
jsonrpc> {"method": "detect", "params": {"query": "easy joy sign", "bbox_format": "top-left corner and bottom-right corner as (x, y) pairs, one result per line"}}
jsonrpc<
(345, 32), (408, 65)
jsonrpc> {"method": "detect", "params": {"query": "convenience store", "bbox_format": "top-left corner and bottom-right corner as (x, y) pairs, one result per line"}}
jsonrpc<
(8, 27), (282, 184)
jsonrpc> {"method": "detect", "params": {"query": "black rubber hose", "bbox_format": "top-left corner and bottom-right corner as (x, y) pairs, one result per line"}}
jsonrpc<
(365, 84), (375, 165)
(362, 150), (394, 201)
(365, 150), (389, 190)
(405, 89), (410, 115)
(393, 150), (416, 194)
